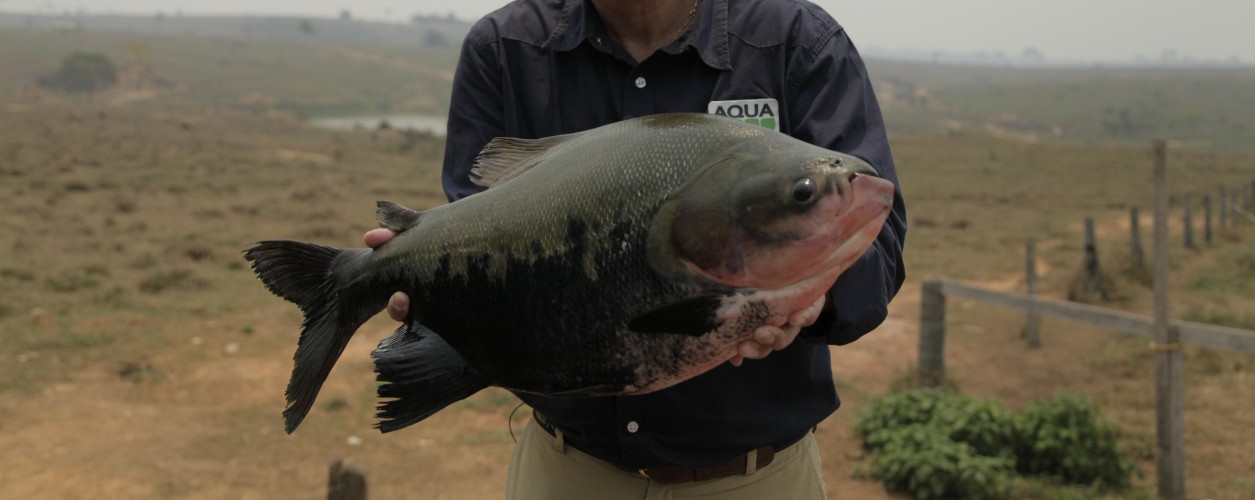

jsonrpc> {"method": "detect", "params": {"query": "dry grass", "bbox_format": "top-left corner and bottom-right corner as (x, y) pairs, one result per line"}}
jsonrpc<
(1, 95), (1253, 499)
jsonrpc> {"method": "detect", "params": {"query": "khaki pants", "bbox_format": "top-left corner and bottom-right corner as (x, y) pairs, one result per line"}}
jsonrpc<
(504, 421), (827, 499)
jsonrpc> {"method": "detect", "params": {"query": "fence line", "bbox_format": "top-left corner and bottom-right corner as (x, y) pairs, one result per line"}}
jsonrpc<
(926, 278), (1255, 354)
(918, 276), (1255, 500)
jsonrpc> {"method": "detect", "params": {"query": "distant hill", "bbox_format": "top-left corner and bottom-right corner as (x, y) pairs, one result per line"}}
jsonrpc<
(868, 59), (1255, 151)
(0, 27), (460, 117)
(3, 13), (1253, 151)
(0, 13), (470, 49)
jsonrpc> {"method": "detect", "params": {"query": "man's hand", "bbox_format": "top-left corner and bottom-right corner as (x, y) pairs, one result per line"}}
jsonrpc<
(365, 228), (410, 322)
(728, 295), (826, 367)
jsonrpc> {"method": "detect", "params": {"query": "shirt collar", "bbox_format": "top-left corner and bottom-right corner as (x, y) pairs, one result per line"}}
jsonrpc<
(542, 0), (732, 70)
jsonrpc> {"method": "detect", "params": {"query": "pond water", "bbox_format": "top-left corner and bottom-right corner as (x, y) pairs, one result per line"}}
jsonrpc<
(309, 114), (447, 136)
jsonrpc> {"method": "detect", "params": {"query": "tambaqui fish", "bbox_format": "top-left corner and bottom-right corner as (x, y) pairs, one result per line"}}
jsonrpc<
(245, 113), (895, 433)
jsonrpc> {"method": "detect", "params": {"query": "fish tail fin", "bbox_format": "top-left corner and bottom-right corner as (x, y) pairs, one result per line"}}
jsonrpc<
(244, 240), (380, 433)
(373, 324), (489, 432)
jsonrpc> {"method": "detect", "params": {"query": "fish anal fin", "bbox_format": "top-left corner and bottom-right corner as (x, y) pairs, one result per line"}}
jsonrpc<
(627, 295), (725, 336)
(470, 133), (579, 189)
(373, 324), (490, 432)
(376, 200), (423, 232)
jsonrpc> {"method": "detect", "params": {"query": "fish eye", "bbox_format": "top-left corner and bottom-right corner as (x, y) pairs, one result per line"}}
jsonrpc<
(790, 178), (818, 205)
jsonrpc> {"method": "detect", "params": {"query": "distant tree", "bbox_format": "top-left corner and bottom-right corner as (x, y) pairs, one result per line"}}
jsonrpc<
(1022, 47), (1044, 61)
(299, 19), (315, 35)
(43, 52), (117, 93)
(340, 9), (352, 21)
(423, 30), (450, 48)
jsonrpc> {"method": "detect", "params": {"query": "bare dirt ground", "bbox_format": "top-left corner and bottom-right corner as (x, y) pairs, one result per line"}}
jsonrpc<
(2, 99), (1253, 499)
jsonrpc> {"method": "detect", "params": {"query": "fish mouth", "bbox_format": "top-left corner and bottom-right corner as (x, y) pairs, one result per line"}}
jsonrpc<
(676, 170), (894, 291)
(814, 173), (895, 273)
(762, 172), (894, 290)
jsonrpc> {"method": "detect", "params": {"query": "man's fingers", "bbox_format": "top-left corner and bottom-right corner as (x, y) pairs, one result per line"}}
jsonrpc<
(367, 229), (409, 324)
(789, 295), (826, 327)
(753, 326), (782, 346)
(364, 228), (397, 249)
(386, 291), (410, 322)
(738, 340), (771, 361)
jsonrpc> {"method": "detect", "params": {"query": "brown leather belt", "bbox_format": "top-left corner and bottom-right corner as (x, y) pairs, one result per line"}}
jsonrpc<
(533, 411), (779, 484)
(618, 446), (776, 484)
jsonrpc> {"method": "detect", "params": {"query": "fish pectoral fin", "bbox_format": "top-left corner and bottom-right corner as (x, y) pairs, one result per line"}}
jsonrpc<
(376, 200), (423, 232)
(373, 324), (489, 432)
(627, 295), (725, 336)
(470, 133), (582, 189)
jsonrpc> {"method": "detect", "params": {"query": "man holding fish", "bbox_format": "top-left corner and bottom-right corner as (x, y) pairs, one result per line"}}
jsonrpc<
(367, 0), (906, 497)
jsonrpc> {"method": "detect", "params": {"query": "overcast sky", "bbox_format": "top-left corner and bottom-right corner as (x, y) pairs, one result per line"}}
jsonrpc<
(2, 0), (1250, 63)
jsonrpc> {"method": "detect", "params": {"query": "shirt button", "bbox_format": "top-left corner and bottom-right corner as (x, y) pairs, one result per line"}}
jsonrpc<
(634, 77), (647, 89)
(626, 421), (640, 433)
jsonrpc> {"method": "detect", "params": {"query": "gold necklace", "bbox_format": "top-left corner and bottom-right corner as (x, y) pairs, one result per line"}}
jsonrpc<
(674, 0), (702, 42)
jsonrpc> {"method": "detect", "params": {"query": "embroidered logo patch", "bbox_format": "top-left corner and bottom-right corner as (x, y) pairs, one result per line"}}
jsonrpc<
(708, 98), (780, 131)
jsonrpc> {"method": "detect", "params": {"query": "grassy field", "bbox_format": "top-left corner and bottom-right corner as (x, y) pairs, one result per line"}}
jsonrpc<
(0, 28), (458, 117)
(1, 26), (1254, 499)
(871, 61), (1255, 152)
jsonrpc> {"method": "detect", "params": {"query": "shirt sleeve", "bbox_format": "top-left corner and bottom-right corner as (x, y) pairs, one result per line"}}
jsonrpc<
(787, 26), (908, 346)
(441, 26), (505, 203)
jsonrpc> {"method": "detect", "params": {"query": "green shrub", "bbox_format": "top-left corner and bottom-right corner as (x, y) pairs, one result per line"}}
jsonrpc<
(856, 389), (1019, 499)
(856, 389), (1135, 498)
(856, 387), (957, 450)
(871, 424), (1015, 500)
(41, 52), (117, 93)
(1015, 393), (1135, 490)
(856, 388), (1019, 458)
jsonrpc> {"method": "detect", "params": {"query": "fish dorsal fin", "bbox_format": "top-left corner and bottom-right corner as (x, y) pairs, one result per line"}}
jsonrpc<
(627, 295), (725, 336)
(470, 133), (580, 189)
(376, 200), (423, 232)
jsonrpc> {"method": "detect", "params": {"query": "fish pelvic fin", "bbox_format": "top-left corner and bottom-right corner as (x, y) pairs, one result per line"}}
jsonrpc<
(376, 200), (423, 232)
(244, 240), (381, 433)
(373, 324), (489, 432)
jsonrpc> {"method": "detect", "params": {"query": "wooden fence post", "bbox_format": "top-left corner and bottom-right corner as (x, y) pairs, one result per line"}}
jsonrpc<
(329, 457), (368, 500)
(1152, 140), (1185, 500)
(1080, 217), (1110, 301)
(1183, 194), (1194, 249)
(1219, 188), (1228, 229)
(918, 278), (946, 387)
(1203, 194), (1212, 244)
(1130, 206), (1146, 269)
(1245, 187), (1253, 225)
(1250, 179), (1255, 212)
(1024, 241), (1041, 348)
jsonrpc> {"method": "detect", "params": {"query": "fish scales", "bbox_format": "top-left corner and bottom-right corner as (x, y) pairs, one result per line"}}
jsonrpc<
(245, 113), (896, 433)
(370, 119), (724, 393)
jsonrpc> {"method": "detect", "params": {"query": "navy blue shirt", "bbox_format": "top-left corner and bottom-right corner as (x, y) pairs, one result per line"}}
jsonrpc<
(442, 0), (907, 469)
